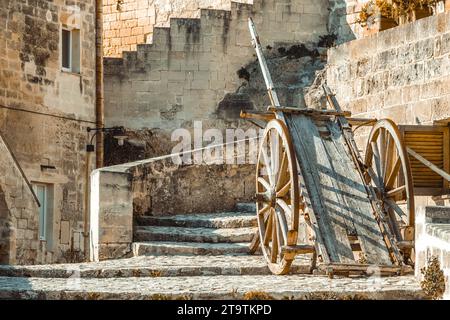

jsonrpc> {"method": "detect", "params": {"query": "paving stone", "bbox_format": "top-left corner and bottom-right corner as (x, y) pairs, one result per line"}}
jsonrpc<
(0, 274), (425, 300)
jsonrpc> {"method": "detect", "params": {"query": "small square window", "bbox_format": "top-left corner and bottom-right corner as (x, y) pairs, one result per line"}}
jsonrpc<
(61, 28), (80, 73)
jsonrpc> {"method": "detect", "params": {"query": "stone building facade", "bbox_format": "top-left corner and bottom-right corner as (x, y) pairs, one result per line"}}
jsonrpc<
(103, 0), (252, 57)
(0, 0), (97, 264)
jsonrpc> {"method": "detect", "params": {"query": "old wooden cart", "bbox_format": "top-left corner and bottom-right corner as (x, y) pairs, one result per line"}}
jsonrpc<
(242, 18), (450, 276)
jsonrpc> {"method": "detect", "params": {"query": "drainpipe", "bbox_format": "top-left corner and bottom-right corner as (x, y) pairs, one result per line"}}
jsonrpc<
(95, 0), (104, 168)
(83, 0), (103, 260)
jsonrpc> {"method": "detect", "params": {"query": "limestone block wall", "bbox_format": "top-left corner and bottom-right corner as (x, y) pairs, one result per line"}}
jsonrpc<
(0, 133), (40, 265)
(0, 0), (97, 263)
(104, 0), (330, 131)
(131, 158), (255, 216)
(90, 169), (133, 261)
(103, 0), (253, 57)
(327, 12), (450, 145)
(415, 206), (450, 299)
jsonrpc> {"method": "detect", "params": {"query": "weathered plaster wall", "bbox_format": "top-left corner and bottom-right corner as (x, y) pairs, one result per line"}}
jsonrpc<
(104, 0), (330, 132)
(103, 0), (253, 57)
(0, 133), (40, 265)
(0, 0), (97, 263)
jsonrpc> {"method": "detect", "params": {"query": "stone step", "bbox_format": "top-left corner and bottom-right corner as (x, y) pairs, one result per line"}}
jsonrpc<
(0, 274), (425, 300)
(132, 241), (254, 256)
(135, 212), (257, 229)
(0, 255), (311, 278)
(235, 203), (256, 213)
(134, 226), (256, 243)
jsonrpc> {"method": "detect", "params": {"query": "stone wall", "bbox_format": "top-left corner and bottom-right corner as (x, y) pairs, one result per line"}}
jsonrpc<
(327, 11), (450, 142)
(103, 0), (253, 57)
(0, 0), (97, 263)
(131, 158), (255, 216)
(104, 0), (330, 131)
(0, 133), (40, 265)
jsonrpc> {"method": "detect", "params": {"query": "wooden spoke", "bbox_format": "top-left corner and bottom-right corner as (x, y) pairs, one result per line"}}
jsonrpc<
(371, 141), (383, 183)
(365, 119), (415, 265)
(385, 198), (406, 218)
(276, 181), (291, 198)
(367, 166), (383, 191)
(386, 157), (401, 189)
(260, 144), (273, 185)
(270, 213), (279, 263)
(275, 213), (285, 259)
(257, 177), (271, 191)
(383, 133), (394, 182)
(379, 128), (387, 179)
(276, 151), (288, 190)
(263, 210), (273, 246)
(386, 185), (406, 199)
(275, 206), (289, 244)
(258, 204), (270, 216)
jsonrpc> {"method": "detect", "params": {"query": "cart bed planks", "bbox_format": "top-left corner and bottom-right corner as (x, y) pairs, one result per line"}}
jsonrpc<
(286, 114), (393, 265)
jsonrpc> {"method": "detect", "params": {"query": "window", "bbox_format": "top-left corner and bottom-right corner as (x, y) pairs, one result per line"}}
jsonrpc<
(33, 184), (53, 246)
(61, 27), (80, 73)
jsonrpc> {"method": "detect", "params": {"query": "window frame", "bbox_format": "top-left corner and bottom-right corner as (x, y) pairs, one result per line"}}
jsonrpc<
(33, 184), (48, 241)
(61, 27), (73, 73)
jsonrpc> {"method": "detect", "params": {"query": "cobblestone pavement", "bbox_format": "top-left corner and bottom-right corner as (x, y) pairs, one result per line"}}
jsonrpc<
(0, 274), (424, 300)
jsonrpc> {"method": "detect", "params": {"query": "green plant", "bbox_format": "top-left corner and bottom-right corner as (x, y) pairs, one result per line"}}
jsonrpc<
(420, 256), (446, 300)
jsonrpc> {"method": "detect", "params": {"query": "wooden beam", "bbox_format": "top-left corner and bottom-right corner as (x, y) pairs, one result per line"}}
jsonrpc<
(407, 147), (450, 182)
(240, 110), (275, 121)
(267, 107), (351, 117)
(347, 118), (377, 127)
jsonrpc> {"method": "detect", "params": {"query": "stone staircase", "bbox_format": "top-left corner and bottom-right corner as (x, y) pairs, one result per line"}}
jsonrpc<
(132, 203), (259, 256)
(0, 203), (426, 299)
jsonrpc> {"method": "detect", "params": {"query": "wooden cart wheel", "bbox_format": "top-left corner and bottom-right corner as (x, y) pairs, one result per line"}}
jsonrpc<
(256, 119), (299, 275)
(364, 119), (415, 263)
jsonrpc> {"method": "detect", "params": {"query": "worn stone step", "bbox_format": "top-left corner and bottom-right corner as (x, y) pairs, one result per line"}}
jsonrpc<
(136, 212), (257, 228)
(235, 203), (256, 213)
(0, 274), (425, 300)
(132, 241), (254, 256)
(0, 255), (311, 278)
(134, 226), (256, 243)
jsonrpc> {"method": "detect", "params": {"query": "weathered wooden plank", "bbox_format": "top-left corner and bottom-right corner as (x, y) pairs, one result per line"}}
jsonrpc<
(286, 114), (355, 264)
(325, 123), (393, 265)
(407, 147), (450, 182)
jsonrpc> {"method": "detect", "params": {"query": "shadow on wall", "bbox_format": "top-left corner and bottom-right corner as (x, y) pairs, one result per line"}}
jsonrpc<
(329, 0), (357, 45)
(212, 0), (358, 116)
(0, 186), (14, 265)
